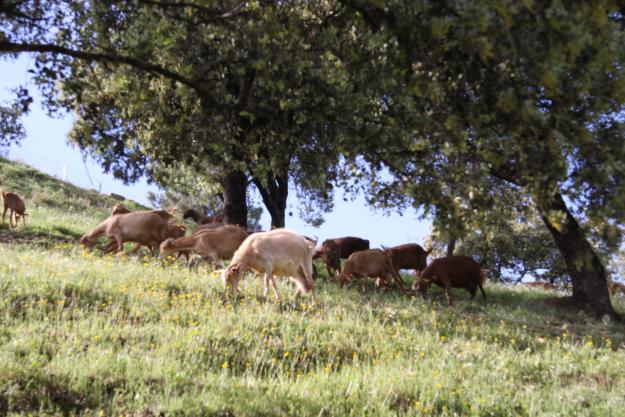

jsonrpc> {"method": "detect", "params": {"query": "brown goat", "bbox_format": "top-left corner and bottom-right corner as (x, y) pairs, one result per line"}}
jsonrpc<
(106, 205), (180, 254)
(414, 256), (487, 305)
(80, 212), (177, 253)
(385, 243), (431, 278)
(221, 228), (316, 301)
(160, 224), (248, 265)
(111, 204), (175, 222)
(337, 249), (407, 293)
(313, 236), (370, 277)
(193, 222), (225, 233)
(314, 239), (341, 277)
(2, 191), (27, 229)
(104, 222), (187, 255)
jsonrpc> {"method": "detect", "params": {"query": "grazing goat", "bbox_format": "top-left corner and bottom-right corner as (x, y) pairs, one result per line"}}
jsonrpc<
(160, 224), (248, 265)
(385, 243), (431, 278)
(414, 256), (487, 305)
(104, 222), (187, 255)
(182, 208), (223, 225)
(313, 236), (370, 277)
(2, 191), (27, 229)
(106, 205), (181, 254)
(80, 212), (176, 253)
(221, 228), (316, 301)
(337, 249), (407, 293)
(111, 204), (175, 222)
(193, 222), (225, 233)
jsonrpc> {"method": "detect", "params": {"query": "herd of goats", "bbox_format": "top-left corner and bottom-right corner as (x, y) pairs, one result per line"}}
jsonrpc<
(3, 191), (625, 303)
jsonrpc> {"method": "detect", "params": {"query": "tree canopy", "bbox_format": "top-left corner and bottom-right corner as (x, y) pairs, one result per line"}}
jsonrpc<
(2, 0), (625, 318)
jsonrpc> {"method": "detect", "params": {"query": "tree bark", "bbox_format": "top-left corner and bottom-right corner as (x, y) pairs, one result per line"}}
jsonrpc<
(252, 170), (288, 228)
(533, 192), (617, 319)
(446, 238), (456, 257)
(220, 170), (248, 228)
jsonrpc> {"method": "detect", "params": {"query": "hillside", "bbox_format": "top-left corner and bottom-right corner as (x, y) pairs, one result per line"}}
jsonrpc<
(0, 156), (146, 245)
(0, 158), (624, 416)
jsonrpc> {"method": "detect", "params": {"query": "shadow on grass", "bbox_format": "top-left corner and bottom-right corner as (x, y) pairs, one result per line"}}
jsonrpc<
(320, 274), (625, 349)
(0, 223), (82, 247)
(164, 377), (333, 417)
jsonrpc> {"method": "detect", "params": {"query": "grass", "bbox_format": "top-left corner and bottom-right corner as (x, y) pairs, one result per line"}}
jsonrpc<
(1, 157), (625, 416)
(0, 157), (145, 246)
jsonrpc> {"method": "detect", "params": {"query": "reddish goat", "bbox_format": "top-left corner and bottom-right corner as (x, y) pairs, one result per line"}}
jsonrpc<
(313, 236), (370, 277)
(414, 256), (487, 305)
(2, 191), (27, 229)
(337, 249), (407, 293)
(385, 243), (431, 278)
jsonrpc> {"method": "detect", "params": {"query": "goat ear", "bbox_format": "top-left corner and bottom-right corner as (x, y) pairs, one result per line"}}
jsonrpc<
(230, 264), (240, 274)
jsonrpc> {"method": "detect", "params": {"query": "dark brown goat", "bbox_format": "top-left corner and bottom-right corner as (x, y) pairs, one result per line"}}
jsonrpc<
(385, 243), (431, 278)
(313, 236), (370, 277)
(414, 256), (487, 305)
(182, 208), (223, 225)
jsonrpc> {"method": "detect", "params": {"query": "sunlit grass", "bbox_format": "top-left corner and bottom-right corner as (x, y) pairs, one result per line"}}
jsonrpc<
(1, 244), (624, 416)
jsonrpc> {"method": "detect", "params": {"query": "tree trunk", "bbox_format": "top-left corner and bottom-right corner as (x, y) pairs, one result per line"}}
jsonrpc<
(220, 170), (248, 228)
(446, 238), (456, 257)
(533, 192), (617, 319)
(496, 262), (504, 283)
(252, 170), (288, 228)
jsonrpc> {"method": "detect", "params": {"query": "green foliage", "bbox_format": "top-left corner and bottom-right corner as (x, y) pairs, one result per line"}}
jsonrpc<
(32, 1), (349, 225)
(0, 96), (27, 147)
(424, 187), (569, 283)
(337, 0), (625, 249)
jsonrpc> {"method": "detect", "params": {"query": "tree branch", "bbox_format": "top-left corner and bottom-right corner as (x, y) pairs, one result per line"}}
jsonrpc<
(0, 40), (217, 105)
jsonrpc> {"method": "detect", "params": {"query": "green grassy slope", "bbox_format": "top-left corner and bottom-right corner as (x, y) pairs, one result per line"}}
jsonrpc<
(1, 157), (624, 416)
(0, 157), (145, 245)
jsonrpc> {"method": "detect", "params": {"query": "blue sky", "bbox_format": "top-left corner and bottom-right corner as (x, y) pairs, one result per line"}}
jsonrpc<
(0, 55), (431, 247)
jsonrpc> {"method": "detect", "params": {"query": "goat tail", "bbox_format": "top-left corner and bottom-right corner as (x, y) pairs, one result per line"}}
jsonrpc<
(302, 235), (318, 251)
